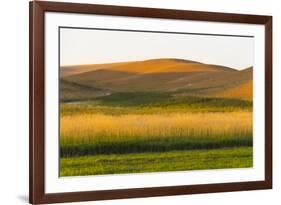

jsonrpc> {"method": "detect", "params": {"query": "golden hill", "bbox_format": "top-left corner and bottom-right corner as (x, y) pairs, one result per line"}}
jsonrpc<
(61, 58), (237, 77)
(212, 80), (253, 101)
(60, 59), (252, 101)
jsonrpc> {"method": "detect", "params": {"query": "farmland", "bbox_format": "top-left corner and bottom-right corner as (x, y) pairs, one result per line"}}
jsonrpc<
(59, 58), (253, 176)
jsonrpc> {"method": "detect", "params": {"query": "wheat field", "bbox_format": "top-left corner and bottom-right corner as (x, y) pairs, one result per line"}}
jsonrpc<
(60, 111), (252, 157)
(61, 112), (252, 140)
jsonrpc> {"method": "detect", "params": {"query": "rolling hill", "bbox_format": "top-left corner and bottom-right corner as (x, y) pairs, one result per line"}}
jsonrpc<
(60, 58), (253, 102)
(61, 58), (237, 75)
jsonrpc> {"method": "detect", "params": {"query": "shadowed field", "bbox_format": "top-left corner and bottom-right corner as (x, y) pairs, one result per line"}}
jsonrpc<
(60, 147), (253, 176)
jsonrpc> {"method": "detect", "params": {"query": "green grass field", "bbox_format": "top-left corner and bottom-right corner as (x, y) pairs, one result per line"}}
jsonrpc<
(60, 147), (253, 176)
(61, 92), (252, 113)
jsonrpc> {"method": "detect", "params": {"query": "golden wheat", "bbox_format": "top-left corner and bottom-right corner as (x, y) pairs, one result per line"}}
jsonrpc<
(60, 112), (252, 141)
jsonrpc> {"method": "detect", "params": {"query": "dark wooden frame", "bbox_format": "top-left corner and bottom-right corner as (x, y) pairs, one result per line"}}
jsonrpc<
(29, 1), (272, 204)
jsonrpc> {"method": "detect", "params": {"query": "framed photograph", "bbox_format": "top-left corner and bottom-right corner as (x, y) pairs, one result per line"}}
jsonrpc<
(29, 1), (272, 204)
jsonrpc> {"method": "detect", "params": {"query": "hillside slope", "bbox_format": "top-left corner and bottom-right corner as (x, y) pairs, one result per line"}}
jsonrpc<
(60, 59), (253, 101)
(212, 80), (253, 101)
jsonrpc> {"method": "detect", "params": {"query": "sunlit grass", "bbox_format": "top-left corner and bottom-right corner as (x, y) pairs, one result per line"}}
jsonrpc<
(60, 112), (252, 157)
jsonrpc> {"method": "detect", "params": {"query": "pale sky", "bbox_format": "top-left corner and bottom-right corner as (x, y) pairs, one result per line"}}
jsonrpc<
(60, 28), (254, 70)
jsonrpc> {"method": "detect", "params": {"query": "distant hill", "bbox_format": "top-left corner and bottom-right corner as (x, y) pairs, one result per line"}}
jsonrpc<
(60, 59), (253, 102)
(61, 58), (237, 76)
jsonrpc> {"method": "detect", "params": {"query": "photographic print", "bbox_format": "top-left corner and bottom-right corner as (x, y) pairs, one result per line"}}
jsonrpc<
(59, 28), (254, 177)
(30, 2), (272, 203)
